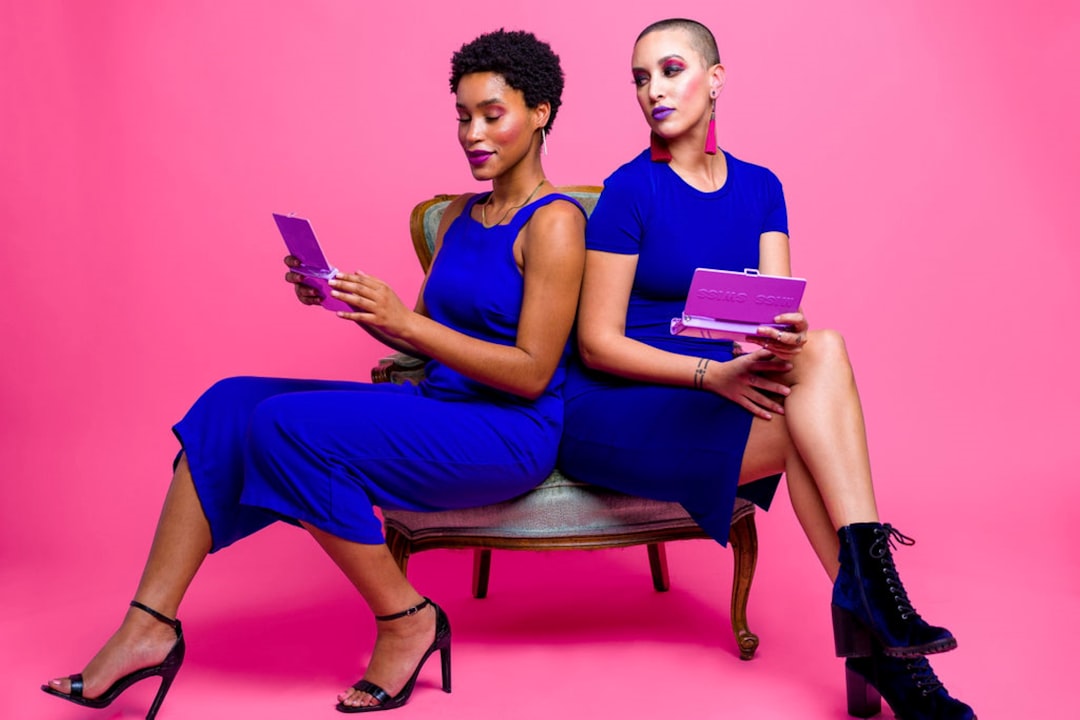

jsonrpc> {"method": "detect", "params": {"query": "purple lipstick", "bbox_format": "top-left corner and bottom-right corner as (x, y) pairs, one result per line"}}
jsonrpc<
(467, 150), (493, 166)
(652, 106), (674, 121)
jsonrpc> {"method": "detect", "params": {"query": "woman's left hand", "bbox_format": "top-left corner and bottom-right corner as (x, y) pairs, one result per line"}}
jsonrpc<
(753, 311), (809, 359)
(329, 271), (413, 337)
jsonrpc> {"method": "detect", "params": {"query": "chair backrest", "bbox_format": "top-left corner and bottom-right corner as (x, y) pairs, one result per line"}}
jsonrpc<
(408, 185), (602, 271)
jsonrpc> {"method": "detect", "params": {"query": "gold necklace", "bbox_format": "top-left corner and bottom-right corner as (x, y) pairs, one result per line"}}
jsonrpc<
(481, 179), (547, 227)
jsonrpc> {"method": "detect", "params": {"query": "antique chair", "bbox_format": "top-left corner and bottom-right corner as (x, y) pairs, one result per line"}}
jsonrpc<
(371, 186), (762, 660)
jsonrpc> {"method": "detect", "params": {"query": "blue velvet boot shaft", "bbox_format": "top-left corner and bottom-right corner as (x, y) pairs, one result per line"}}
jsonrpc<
(845, 653), (976, 720)
(832, 523), (957, 658)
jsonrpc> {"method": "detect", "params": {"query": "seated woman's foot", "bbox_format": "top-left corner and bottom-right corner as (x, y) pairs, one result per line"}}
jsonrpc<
(44, 604), (179, 700)
(337, 603), (436, 709)
(847, 653), (976, 720)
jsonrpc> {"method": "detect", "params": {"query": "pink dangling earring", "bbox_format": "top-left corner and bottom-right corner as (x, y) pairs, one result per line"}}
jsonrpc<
(705, 94), (718, 155)
(650, 132), (672, 162)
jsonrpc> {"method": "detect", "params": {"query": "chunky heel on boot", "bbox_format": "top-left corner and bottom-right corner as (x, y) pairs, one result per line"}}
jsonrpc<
(42, 600), (185, 720)
(337, 597), (452, 713)
(832, 604), (874, 657)
(832, 523), (957, 657)
(845, 659), (882, 718)
(845, 652), (977, 720)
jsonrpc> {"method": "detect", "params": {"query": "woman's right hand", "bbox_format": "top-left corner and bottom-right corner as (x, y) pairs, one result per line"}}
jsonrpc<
(283, 255), (323, 305)
(703, 349), (792, 420)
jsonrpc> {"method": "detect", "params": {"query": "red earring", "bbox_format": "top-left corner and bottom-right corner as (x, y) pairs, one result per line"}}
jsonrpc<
(650, 132), (672, 162)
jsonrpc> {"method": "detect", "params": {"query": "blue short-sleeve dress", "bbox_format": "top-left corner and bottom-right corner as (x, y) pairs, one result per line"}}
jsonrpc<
(557, 149), (787, 546)
(174, 193), (584, 551)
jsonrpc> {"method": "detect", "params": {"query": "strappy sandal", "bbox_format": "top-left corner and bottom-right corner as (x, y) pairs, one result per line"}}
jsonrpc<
(337, 597), (452, 713)
(41, 600), (185, 720)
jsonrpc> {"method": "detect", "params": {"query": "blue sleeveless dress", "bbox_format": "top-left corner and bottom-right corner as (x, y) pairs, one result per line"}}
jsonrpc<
(173, 192), (584, 551)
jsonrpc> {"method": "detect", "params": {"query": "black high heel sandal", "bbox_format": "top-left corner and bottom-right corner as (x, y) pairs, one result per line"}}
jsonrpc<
(337, 597), (451, 714)
(41, 600), (185, 720)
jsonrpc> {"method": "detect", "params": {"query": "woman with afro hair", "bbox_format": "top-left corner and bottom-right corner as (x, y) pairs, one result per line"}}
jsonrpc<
(42, 29), (584, 716)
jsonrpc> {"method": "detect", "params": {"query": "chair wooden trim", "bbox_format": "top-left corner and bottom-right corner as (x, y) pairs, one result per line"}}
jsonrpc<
(384, 509), (760, 660)
(379, 189), (762, 662)
(407, 194), (454, 270)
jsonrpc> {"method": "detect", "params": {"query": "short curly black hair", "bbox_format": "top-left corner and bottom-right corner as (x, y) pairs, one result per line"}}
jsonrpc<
(449, 29), (564, 134)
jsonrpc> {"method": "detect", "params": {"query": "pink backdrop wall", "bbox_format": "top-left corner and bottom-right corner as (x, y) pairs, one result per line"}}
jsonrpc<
(3, 2), (1078, 718)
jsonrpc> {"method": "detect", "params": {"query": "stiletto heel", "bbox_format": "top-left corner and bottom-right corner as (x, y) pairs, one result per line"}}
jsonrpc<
(439, 643), (451, 692)
(42, 600), (185, 720)
(337, 597), (452, 714)
(832, 523), (957, 657)
(845, 658), (882, 718)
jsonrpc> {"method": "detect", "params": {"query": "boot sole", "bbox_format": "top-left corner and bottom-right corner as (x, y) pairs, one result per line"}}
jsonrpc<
(832, 605), (958, 658)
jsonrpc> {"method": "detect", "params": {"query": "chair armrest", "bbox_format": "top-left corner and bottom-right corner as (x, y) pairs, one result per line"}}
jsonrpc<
(372, 352), (428, 385)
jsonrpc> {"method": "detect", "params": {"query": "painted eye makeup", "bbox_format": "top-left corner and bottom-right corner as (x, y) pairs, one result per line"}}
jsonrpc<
(662, 59), (686, 77)
(456, 109), (503, 124)
(632, 72), (649, 87)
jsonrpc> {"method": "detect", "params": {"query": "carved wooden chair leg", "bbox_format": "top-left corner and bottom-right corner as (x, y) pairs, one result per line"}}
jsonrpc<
(647, 542), (671, 592)
(472, 548), (493, 599)
(728, 512), (760, 660)
(385, 526), (411, 576)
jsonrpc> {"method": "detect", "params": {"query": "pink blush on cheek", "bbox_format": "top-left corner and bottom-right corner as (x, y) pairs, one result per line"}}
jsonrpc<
(489, 118), (525, 145)
(680, 72), (704, 102)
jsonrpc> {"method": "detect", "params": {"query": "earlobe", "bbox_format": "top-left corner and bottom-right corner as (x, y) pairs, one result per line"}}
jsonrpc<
(534, 102), (551, 131)
(711, 64), (726, 96)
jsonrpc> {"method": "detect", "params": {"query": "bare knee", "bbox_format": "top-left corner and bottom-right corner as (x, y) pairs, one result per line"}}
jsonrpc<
(799, 329), (853, 381)
(807, 328), (848, 359)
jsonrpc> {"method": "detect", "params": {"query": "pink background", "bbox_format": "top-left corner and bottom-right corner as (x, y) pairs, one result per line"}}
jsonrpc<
(3, 1), (1077, 718)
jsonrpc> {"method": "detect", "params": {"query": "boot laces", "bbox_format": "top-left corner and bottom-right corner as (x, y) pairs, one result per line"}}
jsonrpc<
(904, 656), (945, 696)
(870, 525), (920, 619)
